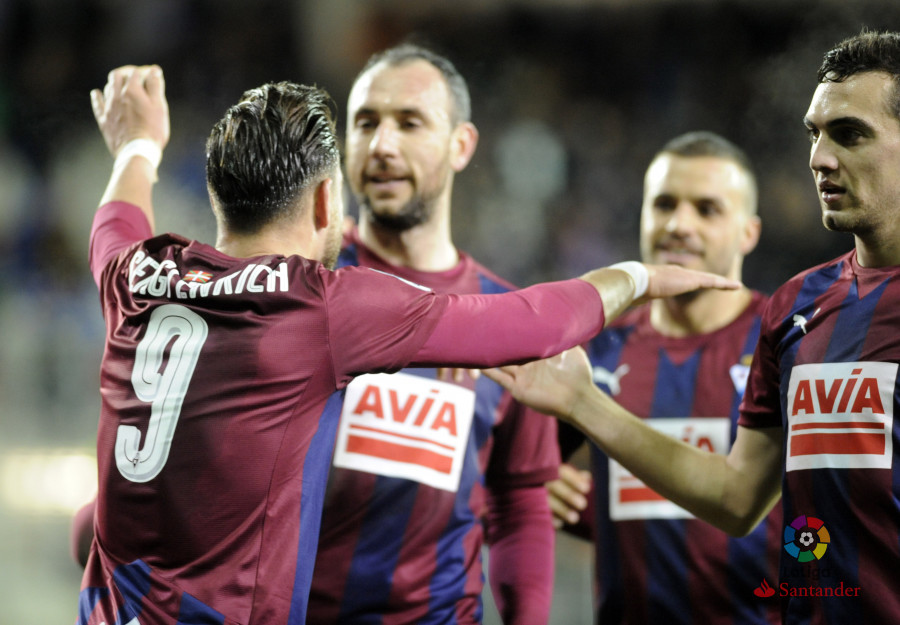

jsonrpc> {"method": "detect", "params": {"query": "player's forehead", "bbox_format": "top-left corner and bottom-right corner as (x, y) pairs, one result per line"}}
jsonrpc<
(644, 154), (748, 199)
(805, 71), (896, 128)
(348, 59), (452, 120)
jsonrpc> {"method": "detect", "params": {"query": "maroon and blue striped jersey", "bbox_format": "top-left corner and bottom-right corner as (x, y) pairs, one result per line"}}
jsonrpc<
(304, 230), (559, 624)
(740, 250), (900, 624)
(77, 203), (603, 625)
(566, 291), (782, 624)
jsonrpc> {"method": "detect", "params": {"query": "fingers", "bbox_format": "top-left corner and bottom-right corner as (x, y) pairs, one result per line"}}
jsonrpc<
(559, 463), (592, 492)
(481, 367), (512, 388)
(90, 89), (104, 123)
(437, 368), (478, 383)
(547, 464), (592, 527)
(143, 65), (165, 100)
(100, 65), (158, 107)
(643, 264), (744, 301)
(707, 274), (742, 290)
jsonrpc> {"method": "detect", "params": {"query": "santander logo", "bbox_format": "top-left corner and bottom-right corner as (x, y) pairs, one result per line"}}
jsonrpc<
(754, 578), (776, 598)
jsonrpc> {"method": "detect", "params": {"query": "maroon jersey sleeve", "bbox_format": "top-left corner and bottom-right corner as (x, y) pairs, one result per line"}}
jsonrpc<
(739, 285), (798, 429)
(320, 266), (449, 385)
(89, 202), (153, 286)
(414, 279), (605, 367)
(485, 485), (555, 625)
(486, 395), (560, 488)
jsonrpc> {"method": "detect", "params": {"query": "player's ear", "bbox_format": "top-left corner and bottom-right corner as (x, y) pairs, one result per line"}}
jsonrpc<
(450, 121), (478, 172)
(740, 215), (762, 256)
(313, 177), (334, 230)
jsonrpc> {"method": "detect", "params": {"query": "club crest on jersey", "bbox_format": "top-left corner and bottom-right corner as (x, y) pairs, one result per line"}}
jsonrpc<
(786, 362), (896, 471)
(730, 354), (753, 395)
(333, 372), (475, 492)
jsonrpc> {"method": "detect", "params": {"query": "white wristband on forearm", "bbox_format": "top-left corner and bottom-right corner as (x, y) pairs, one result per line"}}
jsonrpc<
(114, 138), (162, 173)
(609, 261), (649, 299)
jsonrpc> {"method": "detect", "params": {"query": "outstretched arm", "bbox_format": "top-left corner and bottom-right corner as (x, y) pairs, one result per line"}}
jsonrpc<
(91, 64), (170, 230)
(578, 262), (743, 327)
(484, 348), (783, 536)
(417, 265), (742, 370)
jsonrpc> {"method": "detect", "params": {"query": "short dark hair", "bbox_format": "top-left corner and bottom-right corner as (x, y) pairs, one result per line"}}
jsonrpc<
(655, 131), (758, 214)
(206, 81), (340, 234)
(355, 43), (471, 125)
(818, 30), (900, 119)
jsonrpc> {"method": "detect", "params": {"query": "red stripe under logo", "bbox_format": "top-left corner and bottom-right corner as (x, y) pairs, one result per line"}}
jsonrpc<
(791, 421), (884, 431)
(619, 486), (667, 504)
(349, 424), (455, 451)
(346, 435), (453, 474)
(790, 431), (885, 457)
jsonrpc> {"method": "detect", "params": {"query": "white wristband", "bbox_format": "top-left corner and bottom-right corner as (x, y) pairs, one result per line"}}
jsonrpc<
(609, 261), (649, 299)
(115, 138), (162, 171)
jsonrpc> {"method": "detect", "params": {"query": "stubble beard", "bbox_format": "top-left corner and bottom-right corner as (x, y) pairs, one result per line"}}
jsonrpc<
(360, 195), (436, 232)
(821, 204), (863, 234)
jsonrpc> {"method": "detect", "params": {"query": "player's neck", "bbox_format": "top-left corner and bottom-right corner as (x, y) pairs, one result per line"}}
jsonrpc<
(650, 287), (753, 338)
(855, 230), (900, 268)
(215, 225), (313, 260)
(358, 214), (459, 272)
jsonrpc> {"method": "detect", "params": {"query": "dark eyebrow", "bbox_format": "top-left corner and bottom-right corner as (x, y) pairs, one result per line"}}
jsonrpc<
(394, 107), (427, 118)
(353, 107), (428, 124)
(804, 115), (874, 132)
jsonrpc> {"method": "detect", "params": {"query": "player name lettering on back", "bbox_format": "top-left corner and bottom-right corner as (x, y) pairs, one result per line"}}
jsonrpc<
(128, 250), (289, 299)
(786, 362), (896, 471)
(333, 372), (476, 492)
(609, 417), (730, 520)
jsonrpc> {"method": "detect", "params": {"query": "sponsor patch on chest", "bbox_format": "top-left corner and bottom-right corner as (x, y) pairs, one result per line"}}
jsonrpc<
(333, 372), (475, 491)
(609, 417), (730, 520)
(786, 362), (896, 471)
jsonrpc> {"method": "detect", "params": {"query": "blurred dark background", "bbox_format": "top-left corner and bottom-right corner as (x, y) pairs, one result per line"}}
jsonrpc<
(0, 0), (890, 621)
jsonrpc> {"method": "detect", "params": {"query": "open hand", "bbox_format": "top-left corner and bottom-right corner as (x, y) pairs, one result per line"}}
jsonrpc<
(483, 347), (593, 420)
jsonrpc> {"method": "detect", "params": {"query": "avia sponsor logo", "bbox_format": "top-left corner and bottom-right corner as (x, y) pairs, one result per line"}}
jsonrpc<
(609, 417), (729, 520)
(786, 362), (896, 471)
(333, 372), (475, 492)
(128, 250), (289, 300)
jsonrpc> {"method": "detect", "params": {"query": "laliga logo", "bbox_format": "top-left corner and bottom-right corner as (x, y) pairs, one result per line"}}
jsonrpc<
(783, 515), (830, 562)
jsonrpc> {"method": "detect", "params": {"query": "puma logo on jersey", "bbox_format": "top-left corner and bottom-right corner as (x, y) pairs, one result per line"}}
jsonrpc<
(786, 362), (896, 471)
(792, 308), (820, 334)
(592, 364), (630, 396)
